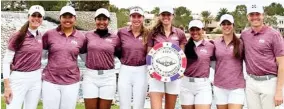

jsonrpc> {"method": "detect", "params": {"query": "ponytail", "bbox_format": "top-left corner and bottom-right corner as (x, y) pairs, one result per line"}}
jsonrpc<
(232, 33), (241, 59)
(14, 21), (29, 50)
(184, 38), (198, 60)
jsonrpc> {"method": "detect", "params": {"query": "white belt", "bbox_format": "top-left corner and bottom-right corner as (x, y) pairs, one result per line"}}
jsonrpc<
(186, 77), (208, 82)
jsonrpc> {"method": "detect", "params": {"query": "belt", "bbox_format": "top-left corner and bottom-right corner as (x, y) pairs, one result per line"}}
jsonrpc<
(249, 74), (276, 81)
(187, 77), (208, 82)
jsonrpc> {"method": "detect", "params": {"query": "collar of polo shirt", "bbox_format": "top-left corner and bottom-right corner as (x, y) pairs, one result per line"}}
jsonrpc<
(56, 25), (77, 36)
(250, 26), (268, 34)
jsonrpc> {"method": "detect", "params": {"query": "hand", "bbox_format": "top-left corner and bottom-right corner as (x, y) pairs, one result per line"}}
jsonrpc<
(178, 74), (184, 79)
(274, 90), (283, 106)
(4, 87), (13, 104)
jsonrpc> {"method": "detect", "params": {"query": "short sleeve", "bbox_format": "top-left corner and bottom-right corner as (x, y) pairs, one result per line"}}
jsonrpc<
(272, 32), (284, 57)
(42, 32), (49, 50)
(7, 32), (20, 51)
(147, 32), (154, 47)
(179, 31), (187, 45)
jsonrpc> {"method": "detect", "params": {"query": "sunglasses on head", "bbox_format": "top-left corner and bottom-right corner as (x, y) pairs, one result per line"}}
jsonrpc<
(161, 13), (172, 17)
(31, 13), (42, 18)
(221, 22), (232, 26)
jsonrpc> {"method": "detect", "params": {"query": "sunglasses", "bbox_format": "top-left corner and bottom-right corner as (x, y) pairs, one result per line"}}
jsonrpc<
(31, 13), (42, 18)
(131, 14), (143, 19)
(190, 28), (201, 32)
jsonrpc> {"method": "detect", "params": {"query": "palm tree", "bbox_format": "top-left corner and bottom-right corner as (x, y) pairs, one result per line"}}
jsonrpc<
(215, 8), (229, 21)
(201, 11), (213, 33)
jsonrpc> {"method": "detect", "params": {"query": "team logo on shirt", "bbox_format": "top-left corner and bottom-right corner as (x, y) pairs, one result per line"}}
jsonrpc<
(171, 36), (179, 40)
(71, 40), (78, 45)
(37, 40), (42, 43)
(259, 39), (265, 43)
(138, 37), (143, 40)
(147, 42), (187, 82)
(105, 38), (113, 43)
(230, 46), (234, 49)
(200, 48), (208, 53)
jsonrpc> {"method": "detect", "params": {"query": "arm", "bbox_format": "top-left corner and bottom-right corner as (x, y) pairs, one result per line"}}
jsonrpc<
(275, 56), (284, 106)
(3, 49), (15, 104)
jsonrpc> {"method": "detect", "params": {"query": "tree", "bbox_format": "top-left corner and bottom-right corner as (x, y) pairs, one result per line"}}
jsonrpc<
(109, 4), (119, 12)
(72, 1), (109, 11)
(26, 1), (69, 11)
(264, 2), (284, 16)
(231, 5), (247, 33)
(201, 11), (213, 32)
(215, 8), (229, 21)
(151, 7), (160, 16)
(173, 6), (192, 28)
(264, 15), (278, 27)
(116, 8), (129, 28)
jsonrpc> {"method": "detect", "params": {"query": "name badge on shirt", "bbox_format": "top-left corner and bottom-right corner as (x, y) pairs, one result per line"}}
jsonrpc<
(171, 36), (179, 40)
(259, 39), (265, 43)
(105, 38), (113, 43)
(230, 46), (234, 49)
(71, 40), (78, 45)
(200, 48), (208, 53)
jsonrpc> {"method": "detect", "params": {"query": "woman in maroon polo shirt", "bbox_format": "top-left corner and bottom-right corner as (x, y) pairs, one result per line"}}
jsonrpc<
(147, 7), (187, 109)
(41, 6), (86, 109)
(117, 6), (149, 109)
(82, 8), (120, 109)
(213, 14), (245, 109)
(181, 20), (214, 109)
(3, 5), (45, 109)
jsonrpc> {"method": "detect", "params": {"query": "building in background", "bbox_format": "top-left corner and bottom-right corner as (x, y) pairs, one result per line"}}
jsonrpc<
(275, 15), (284, 34)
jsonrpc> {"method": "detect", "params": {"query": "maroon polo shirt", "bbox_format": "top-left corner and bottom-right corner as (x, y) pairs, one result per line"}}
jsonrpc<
(117, 26), (147, 66)
(241, 26), (284, 76)
(8, 31), (42, 72)
(184, 40), (214, 78)
(213, 37), (245, 89)
(147, 27), (187, 47)
(42, 26), (86, 85)
(85, 30), (120, 70)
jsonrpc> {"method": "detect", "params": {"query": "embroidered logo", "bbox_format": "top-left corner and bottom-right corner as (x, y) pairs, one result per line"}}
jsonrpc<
(71, 40), (78, 45)
(200, 48), (208, 53)
(259, 39), (265, 43)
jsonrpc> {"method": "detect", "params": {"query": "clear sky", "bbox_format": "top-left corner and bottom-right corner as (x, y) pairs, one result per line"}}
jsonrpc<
(109, 0), (284, 15)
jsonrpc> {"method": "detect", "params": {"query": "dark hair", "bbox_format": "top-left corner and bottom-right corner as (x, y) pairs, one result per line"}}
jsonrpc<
(232, 33), (241, 59)
(184, 37), (198, 60)
(14, 21), (29, 50)
(151, 20), (165, 37)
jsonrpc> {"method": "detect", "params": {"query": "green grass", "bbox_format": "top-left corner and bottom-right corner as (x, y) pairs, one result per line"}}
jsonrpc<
(1, 97), (119, 109)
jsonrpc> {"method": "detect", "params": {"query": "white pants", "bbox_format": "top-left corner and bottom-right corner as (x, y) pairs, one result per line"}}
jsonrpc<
(213, 86), (245, 105)
(149, 77), (181, 95)
(118, 64), (148, 109)
(180, 77), (212, 105)
(6, 69), (42, 109)
(42, 81), (80, 109)
(246, 76), (277, 109)
(82, 68), (116, 100)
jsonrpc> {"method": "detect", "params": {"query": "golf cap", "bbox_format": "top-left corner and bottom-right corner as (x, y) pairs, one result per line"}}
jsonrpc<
(159, 7), (174, 15)
(219, 14), (234, 25)
(28, 5), (45, 17)
(95, 8), (110, 18)
(130, 6), (144, 16)
(60, 6), (76, 16)
(247, 4), (264, 15)
(188, 20), (204, 29)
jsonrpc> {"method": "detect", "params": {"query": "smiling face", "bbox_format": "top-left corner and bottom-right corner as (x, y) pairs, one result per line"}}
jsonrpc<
(189, 27), (203, 41)
(95, 15), (109, 30)
(247, 12), (264, 28)
(159, 12), (174, 25)
(221, 20), (234, 35)
(60, 13), (76, 29)
(130, 13), (144, 27)
(28, 12), (43, 29)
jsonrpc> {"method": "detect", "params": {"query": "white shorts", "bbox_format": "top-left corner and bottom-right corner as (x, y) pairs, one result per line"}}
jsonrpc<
(42, 81), (80, 109)
(149, 77), (181, 95)
(6, 69), (42, 109)
(82, 68), (116, 100)
(180, 77), (212, 105)
(213, 86), (245, 105)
